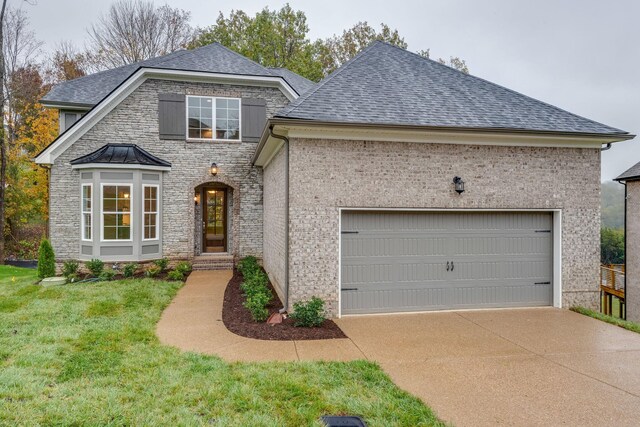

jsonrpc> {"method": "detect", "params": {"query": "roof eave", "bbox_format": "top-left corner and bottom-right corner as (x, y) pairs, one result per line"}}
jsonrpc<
(39, 100), (94, 110)
(253, 117), (634, 166)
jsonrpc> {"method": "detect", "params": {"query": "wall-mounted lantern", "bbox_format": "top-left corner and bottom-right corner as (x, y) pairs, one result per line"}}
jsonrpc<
(194, 193), (200, 206)
(210, 162), (218, 176)
(453, 176), (465, 194)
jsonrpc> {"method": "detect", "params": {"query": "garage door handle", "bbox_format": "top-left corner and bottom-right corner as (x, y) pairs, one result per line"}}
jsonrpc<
(341, 288), (358, 291)
(446, 261), (450, 271)
(534, 281), (550, 285)
(451, 261), (454, 271)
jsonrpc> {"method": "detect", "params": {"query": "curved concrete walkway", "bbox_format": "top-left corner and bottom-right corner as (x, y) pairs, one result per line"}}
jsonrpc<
(156, 270), (365, 362)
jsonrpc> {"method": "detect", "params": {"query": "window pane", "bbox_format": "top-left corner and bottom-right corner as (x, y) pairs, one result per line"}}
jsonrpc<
(117, 227), (130, 240)
(104, 214), (117, 226)
(104, 226), (117, 240)
(188, 97), (199, 107)
(103, 199), (116, 212)
(201, 117), (212, 128)
(216, 108), (227, 119)
(188, 128), (200, 139)
(228, 109), (239, 120)
(202, 128), (213, 139)
(103, 186), (116, 198)
(216, 98), (228, 109)
(117, 199), (130, 212)
(83, 213), (91, 240)
(228, 99), (239, 109)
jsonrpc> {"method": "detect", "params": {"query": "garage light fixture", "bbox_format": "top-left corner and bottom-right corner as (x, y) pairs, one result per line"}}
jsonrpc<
(210, 162), (218, 176)
(453, 176), (465, 194)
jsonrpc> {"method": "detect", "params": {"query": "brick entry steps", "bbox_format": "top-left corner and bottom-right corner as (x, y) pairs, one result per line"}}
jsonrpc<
(192, 254), (234, 270)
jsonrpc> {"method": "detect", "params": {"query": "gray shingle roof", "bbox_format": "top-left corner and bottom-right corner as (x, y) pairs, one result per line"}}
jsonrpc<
(41, 43), (311, 107)
(268, 68), (315, 95)
(615, 161), (640, 181)
(276, 41), (627, 136)
(70, 144), (171, 168)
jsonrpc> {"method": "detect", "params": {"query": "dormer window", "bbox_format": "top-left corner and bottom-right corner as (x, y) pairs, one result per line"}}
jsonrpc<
(187, 96), (240, 141)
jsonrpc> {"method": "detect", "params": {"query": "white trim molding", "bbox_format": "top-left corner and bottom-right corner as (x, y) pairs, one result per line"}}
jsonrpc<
(35, 68), (298, 165)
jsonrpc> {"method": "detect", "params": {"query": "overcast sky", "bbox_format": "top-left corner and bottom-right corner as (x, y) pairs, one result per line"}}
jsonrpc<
(22, 0), (640, 181)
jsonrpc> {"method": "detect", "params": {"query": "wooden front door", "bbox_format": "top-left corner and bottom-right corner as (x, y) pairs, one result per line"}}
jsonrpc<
(203, 188), (227, 253)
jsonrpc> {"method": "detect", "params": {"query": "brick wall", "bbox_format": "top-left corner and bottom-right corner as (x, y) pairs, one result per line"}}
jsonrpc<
(286, 138), (601, 316)
(626, 181), (640, 321)
(262, 145), (287, 303)
(49, 79), (289, 261)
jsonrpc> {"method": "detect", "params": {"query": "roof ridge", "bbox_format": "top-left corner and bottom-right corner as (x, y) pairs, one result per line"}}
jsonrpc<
(381, 41), (625, 134)
(208, 42), (277, 77)
(281, 42), (381, 116)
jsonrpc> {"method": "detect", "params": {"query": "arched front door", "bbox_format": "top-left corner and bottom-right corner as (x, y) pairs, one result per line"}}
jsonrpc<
(202, 187), (227, 252)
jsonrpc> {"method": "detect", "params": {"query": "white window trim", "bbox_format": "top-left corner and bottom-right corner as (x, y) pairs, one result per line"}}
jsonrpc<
(81, 183), (92, 242)
(142, 184), (159, 242)
(100, 183), (133, 242)
(185, 95), (242, 142)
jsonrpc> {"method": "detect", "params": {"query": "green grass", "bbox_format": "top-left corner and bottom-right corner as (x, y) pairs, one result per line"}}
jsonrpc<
(0, 266), (443, 426)
(571, 306), (640, 334)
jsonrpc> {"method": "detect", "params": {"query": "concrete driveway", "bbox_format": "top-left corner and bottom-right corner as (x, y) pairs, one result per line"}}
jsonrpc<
(335, 308), (640, 427)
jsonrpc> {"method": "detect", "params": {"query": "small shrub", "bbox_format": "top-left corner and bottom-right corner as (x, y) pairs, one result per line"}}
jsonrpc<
(243, 292), (271, 322)
(123, 263), (138, 278)
(153, 257), (169, 272)
(237, 256), (260, 277)
(98, 270), (116, 281)
(62, 261), (79, 279)
(240, 273), (269, 297)
(167, 270), (184, 281)
(37, 239), (56, 279)
(145, 266), (161, 278)
(290, 297), (326, 327)
(174, 261), (192, 275)
(85, 259), (104, 277)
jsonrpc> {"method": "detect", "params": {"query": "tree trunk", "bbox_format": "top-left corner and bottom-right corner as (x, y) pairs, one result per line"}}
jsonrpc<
(0, 0), (8, 265)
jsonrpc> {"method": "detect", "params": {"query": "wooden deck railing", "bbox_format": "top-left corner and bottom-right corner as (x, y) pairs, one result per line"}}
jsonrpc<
(600, 264), (625, 319)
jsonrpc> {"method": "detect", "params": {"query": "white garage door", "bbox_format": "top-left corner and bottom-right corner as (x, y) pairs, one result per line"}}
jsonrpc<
(340, 211), (554, 314)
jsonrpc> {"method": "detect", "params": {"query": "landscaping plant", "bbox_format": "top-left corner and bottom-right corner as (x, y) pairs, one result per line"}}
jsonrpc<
(153, 257), (169, 272)
(145, 265), (161, 278)
(98, 270), (116, 281)
(174, 261), (192, 275)
(243, 292), (270, 322)
(62, 260), (79, 279)
(36, 239), (56, 279)
(123, 263), (138, 278)
(85, 259), (104, 277)
(167, 270), (184, 281)
(290, 297), (326, 327)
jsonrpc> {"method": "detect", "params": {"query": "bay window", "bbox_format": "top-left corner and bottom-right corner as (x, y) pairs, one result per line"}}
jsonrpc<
(102, 184), (131, 241)
(187, 96), (240, 141)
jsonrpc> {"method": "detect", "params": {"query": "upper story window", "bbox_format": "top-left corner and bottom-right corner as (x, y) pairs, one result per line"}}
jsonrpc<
(187, 96), (240, 141)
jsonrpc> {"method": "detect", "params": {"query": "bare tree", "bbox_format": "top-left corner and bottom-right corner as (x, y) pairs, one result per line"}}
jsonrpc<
(49, 41), (87, 82)
(86, 0), (193, 70)
(0, 0), (7, 265)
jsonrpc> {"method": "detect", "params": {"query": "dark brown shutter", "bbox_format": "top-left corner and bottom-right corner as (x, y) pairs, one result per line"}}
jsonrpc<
(241, 98), (267, 142)
(158, 93), (185, 140)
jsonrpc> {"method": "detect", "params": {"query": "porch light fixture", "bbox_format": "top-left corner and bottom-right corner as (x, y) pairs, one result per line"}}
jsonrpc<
(453, 176), (465, 194)
(194, 193), (200, 206)
(210, 162), (218, 176)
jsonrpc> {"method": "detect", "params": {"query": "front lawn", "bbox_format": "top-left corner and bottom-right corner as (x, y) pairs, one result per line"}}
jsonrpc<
(0, 266), (442, 426)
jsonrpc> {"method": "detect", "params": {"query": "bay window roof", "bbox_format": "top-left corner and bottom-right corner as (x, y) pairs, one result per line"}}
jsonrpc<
(70, 144), (171, 169)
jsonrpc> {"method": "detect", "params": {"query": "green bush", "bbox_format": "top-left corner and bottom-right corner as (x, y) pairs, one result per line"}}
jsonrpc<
(243, 292), (271, 322)
(98, 270), (116, 281)
(145, 266), (161, 278)
(601, 227), (624, 264)
(237, 256), (260, 277)
(85, 259), (104, 277)
(153, 257), (169, 272)
(123, 263), (138, 278)
(174, 261), (192, 275)
(167, 270), (184, 281)
(37, 239), (56, 279)
(62, 260), (79, 279)
(290, 297), (326, 327)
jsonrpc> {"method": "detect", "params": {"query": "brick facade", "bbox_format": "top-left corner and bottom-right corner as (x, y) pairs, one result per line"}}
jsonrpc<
(49, 79), (289, 261)
(625, 181), (640, 321)
(283, 138), (601, 316)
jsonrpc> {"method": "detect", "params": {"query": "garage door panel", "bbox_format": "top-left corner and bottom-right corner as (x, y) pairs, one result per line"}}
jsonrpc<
(341, 211), (553, 314)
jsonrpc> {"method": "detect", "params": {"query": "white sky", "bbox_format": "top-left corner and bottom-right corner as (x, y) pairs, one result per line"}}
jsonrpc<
(21, 0), (640, 181)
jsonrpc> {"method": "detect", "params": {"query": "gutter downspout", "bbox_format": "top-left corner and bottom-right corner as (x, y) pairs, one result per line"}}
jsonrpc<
(601, 143), (613, 151)
(269, 125), (290, 313)
(622, 180), (627, 319)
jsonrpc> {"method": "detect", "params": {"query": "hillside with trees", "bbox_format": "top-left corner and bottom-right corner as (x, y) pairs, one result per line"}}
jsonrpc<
(601, 180), (625, 264)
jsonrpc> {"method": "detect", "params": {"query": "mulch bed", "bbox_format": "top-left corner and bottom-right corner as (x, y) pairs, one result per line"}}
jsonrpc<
(222, 269), (347, 341)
